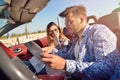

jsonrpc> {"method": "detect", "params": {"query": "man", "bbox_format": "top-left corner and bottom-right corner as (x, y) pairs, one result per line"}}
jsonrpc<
(41, 5), (120, 79)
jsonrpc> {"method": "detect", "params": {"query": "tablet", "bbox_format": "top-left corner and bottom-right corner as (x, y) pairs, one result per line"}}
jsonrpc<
(25, 41), (43, 59)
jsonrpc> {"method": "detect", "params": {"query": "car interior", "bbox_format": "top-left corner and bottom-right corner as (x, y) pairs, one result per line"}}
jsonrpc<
(0, 0), (120, 80)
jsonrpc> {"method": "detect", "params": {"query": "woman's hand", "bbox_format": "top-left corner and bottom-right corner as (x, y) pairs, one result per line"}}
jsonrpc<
(42, 43), (55, 54)
(42, 47), (52, 54)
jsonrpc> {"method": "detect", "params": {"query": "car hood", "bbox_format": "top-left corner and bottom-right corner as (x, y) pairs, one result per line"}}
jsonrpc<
(0, 0), (50, 37)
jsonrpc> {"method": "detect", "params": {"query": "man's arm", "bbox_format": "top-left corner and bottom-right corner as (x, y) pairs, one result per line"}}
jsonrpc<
(65, 24), (119, 79)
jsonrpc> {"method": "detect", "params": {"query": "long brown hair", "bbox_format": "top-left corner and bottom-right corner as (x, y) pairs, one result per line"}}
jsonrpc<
(46, 22), (67, 45)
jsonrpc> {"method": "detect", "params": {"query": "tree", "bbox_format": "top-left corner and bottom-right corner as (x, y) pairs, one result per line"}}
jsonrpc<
(25, 23), (29, 38)
(112, 2), (120, 13)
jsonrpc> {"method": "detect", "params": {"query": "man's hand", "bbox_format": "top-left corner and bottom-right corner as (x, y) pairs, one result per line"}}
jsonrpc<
(41, 53), (66, 70)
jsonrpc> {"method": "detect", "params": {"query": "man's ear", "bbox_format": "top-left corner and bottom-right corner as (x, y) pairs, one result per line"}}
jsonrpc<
(77, 17), (83, 24)
(79, 15), (84, 23)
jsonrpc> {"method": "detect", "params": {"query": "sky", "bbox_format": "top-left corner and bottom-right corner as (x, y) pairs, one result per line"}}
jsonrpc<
(0, 0), (120, 35)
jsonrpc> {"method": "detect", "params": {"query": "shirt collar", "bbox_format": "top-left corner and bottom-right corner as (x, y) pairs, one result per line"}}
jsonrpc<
(76, 24), (90, 38)
(74, 24), (90, 43)
(80, 24), (90, 38)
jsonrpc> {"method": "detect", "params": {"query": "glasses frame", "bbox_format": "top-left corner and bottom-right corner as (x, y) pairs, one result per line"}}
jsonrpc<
(49, 28), (59, 35)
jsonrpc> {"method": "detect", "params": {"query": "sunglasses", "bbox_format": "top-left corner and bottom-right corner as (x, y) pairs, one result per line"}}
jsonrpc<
(49, 28), (59, 34)
(65, 20), (73, 26)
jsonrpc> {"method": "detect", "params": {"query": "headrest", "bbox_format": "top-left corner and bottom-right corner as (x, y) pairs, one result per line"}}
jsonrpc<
(97, 12), (120, 33)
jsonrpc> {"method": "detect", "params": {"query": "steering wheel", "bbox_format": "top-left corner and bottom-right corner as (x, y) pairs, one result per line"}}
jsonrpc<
(0, 43), (39, 80)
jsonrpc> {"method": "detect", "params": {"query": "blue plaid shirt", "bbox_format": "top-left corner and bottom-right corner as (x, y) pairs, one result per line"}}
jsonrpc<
(65, 24), (120, 80)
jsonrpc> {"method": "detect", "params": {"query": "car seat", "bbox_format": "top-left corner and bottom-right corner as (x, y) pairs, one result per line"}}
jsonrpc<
(97, 12), (120, 52)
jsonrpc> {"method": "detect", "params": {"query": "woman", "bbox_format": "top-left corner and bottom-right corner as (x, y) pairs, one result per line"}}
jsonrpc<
(42, 22), (70, 57)
(42, 22), (70, 76)
(24, 22), (70, 75)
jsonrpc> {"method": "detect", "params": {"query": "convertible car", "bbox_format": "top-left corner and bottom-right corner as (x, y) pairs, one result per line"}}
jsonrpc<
(0, 0), (120, 80)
